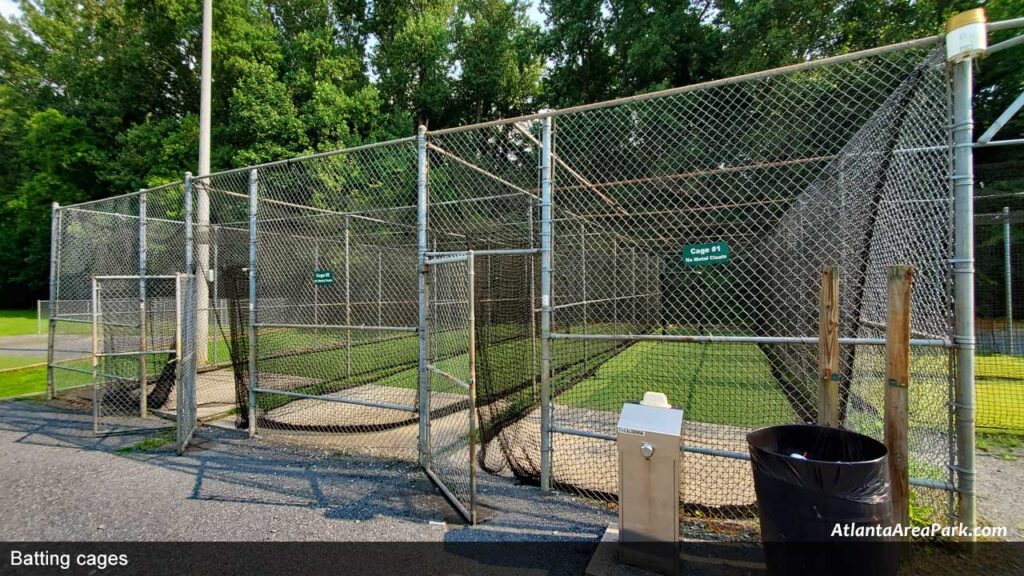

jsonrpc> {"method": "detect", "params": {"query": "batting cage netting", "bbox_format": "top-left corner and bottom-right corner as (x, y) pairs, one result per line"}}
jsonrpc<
(48, 35), (989, 531)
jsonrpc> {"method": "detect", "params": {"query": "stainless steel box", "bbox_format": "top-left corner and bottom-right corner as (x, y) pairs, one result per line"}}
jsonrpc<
(617, 401), (684, 575)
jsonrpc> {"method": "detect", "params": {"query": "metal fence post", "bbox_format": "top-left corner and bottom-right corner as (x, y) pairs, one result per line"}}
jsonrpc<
(467, 250), (478, 525)
(377, 248), (384, 327)
(212, 230), (219, 366)
(46, 202), (60, 399)
(345, 215), (352, 381)
(91, 276), (100, 435)
(138, 190), (148, 418)
(580, 222), (587, 373)
(1005, 207), (1015, 355)
(248, 168), (259, 437)
(540, 116), (554, 492)
(951, 52), (977, 533)
(417, 125), (430, 467)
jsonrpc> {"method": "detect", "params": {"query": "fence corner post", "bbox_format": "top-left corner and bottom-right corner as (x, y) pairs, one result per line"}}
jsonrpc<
(949, 15), (979, 535)
(247, 168), (259, 438)
(539, 116), (554, 493)
(417, 124), (430, 468)
(46, 201), (60, 400)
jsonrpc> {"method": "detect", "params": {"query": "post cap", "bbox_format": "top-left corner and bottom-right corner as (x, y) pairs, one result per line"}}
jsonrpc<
(946, 8), (986, 33)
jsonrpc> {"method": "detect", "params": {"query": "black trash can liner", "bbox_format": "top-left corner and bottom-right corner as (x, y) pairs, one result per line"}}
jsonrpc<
(747, 424), (895, 576)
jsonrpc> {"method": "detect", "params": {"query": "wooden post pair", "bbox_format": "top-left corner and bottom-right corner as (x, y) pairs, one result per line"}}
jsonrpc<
(817, 264), (912, 529)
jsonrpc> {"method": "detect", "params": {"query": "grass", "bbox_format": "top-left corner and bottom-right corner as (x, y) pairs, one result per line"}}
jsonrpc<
(976, 354), (1024, 431)
(0, 309), (40, 337)
(12, 319), (1024, 435)
(0, 366), (49, 398)
(559, 339), (796, 427)
(0, 356), (46, 370)
(977, 431), (1023, 461)
(115, 428), (176, 453)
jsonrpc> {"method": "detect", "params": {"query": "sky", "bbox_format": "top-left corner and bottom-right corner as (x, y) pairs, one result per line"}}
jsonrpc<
(0, 0), (19, 19)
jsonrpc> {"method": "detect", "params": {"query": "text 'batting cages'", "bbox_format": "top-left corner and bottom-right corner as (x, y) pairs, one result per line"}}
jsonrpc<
(46, 21), (1024, 531)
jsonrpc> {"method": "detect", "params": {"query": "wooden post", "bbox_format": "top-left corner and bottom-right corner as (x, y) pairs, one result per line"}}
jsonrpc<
(818, 265), (840, 427)
(885, 265), (912, 531)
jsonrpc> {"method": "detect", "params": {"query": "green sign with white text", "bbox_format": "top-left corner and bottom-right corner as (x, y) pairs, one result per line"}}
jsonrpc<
(683, 241), (730, 266)
(313, 270), (334, 285)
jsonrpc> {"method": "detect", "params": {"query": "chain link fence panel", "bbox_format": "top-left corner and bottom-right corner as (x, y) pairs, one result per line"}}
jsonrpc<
(975, 210), (1024, 432)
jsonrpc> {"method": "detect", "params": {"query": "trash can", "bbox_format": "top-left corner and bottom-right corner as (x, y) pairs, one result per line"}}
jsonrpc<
(747, 424), (895, 576)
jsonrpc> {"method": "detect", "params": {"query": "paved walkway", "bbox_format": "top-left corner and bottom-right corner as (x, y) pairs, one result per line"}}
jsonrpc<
(0, 399), (611, 547)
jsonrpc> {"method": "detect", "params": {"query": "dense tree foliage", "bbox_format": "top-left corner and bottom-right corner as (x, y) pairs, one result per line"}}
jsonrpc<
(0, 0), (1020, 305)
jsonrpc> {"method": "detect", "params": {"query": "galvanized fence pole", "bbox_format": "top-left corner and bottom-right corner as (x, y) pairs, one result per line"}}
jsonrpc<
(183, 176), (195, 430)
(952, 53), (977, 532)
(138, 190), (148, 418)
(417, 125), (430, 467)
(212, 230), (219, 366)
(467, 250), (478, 525)
(313, 241), (319, 347)
(345, 215), (352, 381)
(46, 202), (60, 399)
(580, 222), (588, 372)
(91, 276), (100, 435)
(247, 168), (259, 437)
(377, 248), (384, 327)
(1005, 207), (1015, 355)
(528, 201), (538, 397)
(539, 116), (554, 492)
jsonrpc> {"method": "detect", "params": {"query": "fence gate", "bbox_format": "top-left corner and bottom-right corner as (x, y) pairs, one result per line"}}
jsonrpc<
(90, 274), (195, 452)
(423, 252), (478, 524)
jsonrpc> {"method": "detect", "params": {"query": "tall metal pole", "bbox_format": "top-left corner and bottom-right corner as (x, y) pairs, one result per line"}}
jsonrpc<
(91, 276), (100, 435)
(466, 251), (478, 525)
(417, 125), (430, 467)
(539, 116), (554, 492)
(378, 248), (384, 327)
(247, 169), (259, 437)
(344, 215), (352, 381)
(46, 202), (60, 400)
(952, 52), (977, 533)
(1005, 207), (1015, 355)
(138, 190), (148, 418)
(195, 0), (212, 366)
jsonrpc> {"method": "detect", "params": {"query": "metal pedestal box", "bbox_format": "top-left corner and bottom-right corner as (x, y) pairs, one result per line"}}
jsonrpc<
(617, 400), (684, 575)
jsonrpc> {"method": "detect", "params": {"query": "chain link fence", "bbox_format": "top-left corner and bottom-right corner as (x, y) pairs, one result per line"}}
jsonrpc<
(47, 35), (979, 534)
(975, 210), (1024, 432)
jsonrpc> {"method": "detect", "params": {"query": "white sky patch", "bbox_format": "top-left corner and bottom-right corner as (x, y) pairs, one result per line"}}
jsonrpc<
(0, 0), (21, 18)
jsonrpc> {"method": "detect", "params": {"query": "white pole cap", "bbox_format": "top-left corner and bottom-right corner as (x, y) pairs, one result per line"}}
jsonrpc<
(946, 8), (987, 62)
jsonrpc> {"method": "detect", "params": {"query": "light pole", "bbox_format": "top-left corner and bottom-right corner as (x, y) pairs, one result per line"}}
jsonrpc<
(195, 0), (212, 365)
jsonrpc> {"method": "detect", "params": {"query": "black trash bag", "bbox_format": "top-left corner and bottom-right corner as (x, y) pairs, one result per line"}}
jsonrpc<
(747, 424), (896, 576)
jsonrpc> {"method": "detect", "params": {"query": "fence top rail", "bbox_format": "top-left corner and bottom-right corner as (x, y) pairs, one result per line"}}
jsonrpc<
(190, 136), (417, 181)
(94, 275), (180, 280)
(977, 210), (1024, 224)
(429, 18), (1023, 137)
(61, 181), (183, 211)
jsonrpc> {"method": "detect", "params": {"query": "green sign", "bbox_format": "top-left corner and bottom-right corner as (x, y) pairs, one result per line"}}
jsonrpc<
(313, 270), (334, 285)
(683, 241), (730, 266)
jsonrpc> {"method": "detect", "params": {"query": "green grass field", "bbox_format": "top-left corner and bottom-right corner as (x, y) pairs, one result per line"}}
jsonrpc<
(0, 309), (40, 337)
(4, 323), (1023, 435)
(0, 357), (46, 370)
